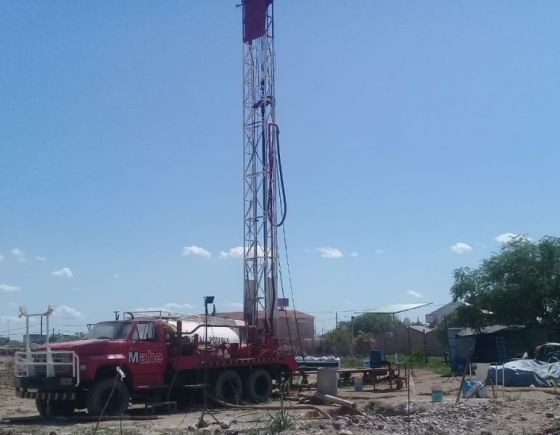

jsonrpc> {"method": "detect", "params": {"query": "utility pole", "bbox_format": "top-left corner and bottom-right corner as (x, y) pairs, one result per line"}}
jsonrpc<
(335, 312), (338, 329)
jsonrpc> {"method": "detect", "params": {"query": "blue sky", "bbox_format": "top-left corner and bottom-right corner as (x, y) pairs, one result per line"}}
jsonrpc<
(1, 1), (560, 338)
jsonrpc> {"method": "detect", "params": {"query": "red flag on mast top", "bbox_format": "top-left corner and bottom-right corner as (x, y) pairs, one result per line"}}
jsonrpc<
(242, 0), (272, 43)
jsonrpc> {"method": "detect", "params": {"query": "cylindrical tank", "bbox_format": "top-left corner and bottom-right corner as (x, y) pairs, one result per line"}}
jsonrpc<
(164, 318), (241, 344)
(317, 367), (338, 396)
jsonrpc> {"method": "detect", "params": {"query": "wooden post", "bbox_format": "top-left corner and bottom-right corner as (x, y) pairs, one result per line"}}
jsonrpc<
(455, 358), (470, 404)
(407, 326), (411, 357)
(423, 330), (427, 363)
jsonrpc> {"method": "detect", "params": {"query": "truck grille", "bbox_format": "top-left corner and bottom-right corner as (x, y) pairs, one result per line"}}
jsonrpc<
(31, 353), (73, 376)
(14, 350), (80, 386)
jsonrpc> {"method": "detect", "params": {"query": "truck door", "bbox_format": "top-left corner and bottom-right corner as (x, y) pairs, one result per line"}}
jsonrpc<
(127, 321), (167, 387)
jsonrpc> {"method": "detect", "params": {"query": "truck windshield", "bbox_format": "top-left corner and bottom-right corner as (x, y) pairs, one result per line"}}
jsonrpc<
(87, 322), (133, 340)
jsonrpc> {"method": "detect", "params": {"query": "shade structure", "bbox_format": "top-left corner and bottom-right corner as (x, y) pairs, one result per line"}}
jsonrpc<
(361, 302), (432, 315)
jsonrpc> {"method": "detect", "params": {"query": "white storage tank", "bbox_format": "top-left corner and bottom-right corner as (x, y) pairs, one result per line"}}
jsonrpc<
(163, 316), (243, 345)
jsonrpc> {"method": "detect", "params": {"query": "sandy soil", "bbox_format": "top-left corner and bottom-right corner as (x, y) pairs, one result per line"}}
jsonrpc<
(2, 357), (560, 434)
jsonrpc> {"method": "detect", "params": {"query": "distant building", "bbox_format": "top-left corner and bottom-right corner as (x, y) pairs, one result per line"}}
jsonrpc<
(425, 302), (461, 326)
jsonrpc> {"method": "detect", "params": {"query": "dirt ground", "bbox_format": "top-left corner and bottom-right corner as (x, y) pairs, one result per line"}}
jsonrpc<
(2, 356), (560, 434)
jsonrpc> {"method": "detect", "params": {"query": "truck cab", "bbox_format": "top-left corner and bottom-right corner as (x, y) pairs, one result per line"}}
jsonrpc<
(15, 317), (173, 416)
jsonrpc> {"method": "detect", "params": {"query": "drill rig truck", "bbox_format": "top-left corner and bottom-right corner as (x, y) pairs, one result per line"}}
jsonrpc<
(13, 0), (296, 416)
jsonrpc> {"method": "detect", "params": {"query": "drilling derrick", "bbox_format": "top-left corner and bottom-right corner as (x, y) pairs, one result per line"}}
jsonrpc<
(242, 0), (278, 339)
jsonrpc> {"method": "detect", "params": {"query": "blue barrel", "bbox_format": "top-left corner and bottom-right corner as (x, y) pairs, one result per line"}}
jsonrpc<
(370, 350), (384, 368)
(431, 386), (443, 402)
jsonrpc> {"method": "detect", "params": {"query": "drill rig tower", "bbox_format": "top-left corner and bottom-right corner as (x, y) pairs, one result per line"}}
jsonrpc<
(242, 0), (279, 338)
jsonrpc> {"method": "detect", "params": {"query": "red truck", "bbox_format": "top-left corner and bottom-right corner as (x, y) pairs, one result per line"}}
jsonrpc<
(14, 311), (296, 416)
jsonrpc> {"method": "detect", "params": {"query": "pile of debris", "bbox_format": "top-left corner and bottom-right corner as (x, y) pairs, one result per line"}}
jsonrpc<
(292, 398), (560, 435)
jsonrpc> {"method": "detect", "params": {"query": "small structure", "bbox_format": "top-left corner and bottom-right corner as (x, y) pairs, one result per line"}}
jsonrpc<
(449, 325), (560, 366)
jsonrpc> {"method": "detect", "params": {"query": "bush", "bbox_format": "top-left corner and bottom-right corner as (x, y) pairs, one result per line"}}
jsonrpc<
(363, 400), (385, 415)
(403, 347), (450, 376)
(340, 357), (363, 368)
(268, 409), (295, 433)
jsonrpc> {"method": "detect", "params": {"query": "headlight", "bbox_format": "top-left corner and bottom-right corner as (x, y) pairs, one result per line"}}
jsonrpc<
(79, 363), (88, 371)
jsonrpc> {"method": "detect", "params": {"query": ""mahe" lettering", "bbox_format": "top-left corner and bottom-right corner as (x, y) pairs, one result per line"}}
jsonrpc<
(128, 350), (164, 364)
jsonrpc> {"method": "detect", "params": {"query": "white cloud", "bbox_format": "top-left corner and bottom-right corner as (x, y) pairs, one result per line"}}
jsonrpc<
(0, 255), (4, 262)
(0, 283), (20, 293)
(54, 305), (83, 318)
(376, 249), (385, 255)
(220, 245), (272, 259)
(35, 256), (47, 262)
(350, 251), (359, 258)
(451, 242), (473, 254)
(408, 290), (423, 299)
(495, 233), (530, 244)
(11, 248), (27, 263)
(496, 233), (517, 243)
(113, 273), (120, 278)
(182, 245), (212, 258)
(220, 247), (244, 259)
(318, 247), (343, 258)
(52, 267), (73, 278)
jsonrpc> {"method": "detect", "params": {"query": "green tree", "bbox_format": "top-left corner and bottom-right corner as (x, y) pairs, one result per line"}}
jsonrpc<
(354, 331), (375, 356)
(451, 236), (560, 329)
(434, 311), (462, 346)
(352, 313), (401, 336)
(322, 314), (402, 356)
(323, 325), (352, 356)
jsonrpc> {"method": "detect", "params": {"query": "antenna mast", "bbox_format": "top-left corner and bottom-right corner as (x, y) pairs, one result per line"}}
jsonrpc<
(242, 0), (278, 337)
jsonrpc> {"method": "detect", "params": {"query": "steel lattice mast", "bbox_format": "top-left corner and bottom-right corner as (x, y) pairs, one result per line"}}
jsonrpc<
(242, 0), (278, 338)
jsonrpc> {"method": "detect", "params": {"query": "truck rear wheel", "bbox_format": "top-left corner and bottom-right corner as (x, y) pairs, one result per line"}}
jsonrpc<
(214, 370), (242, 404)
(245, 368), (272, 403)
(86, 378), (129, 416)
(36, 399), (75, 417)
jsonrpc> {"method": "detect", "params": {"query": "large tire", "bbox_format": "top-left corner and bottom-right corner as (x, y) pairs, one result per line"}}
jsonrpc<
(214, 370), (242, 404)
(36, 399), (75, 417)
(245, 368), (272, 403)
(86, 378), (129, 416)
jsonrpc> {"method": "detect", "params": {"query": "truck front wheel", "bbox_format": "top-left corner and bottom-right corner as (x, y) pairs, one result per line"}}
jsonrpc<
(36, 399), (75, 417)
(86, 378), (129, 416)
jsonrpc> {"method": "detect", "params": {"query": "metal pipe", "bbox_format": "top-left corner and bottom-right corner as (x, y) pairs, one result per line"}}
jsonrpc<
(45, 306), (54, 377)
(25, 316), (30, 362)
